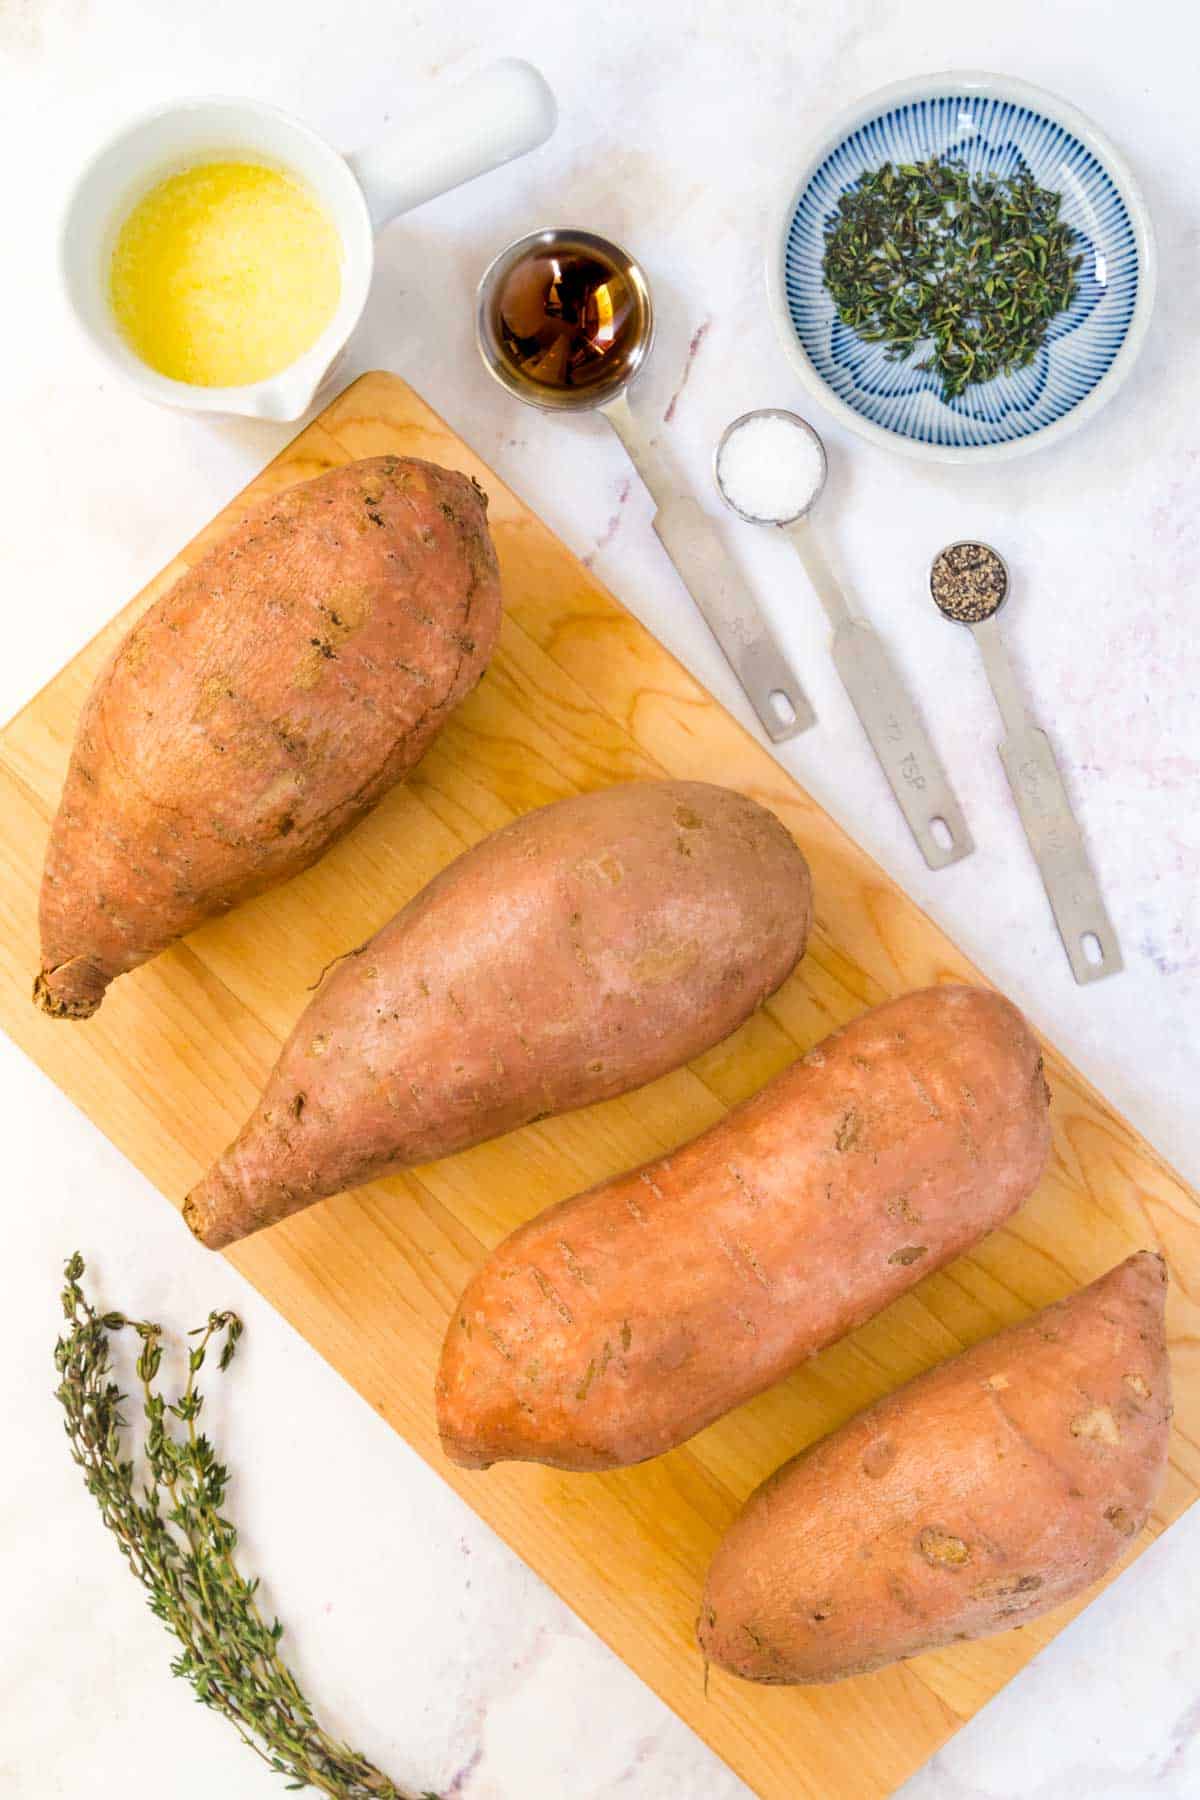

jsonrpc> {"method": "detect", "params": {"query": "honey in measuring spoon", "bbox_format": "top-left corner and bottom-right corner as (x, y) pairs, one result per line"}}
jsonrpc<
(493, 245), (643, 393)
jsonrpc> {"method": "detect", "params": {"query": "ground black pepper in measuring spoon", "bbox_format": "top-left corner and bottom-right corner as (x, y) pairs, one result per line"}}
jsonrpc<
(928, 539), (1122, 984)
(929, 541), (1009, 622)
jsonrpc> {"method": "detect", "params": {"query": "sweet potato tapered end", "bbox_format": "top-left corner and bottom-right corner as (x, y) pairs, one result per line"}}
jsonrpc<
(33, 959), (110, 1020)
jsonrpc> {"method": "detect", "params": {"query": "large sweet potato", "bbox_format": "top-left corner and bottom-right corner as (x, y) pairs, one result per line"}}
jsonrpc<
(36, 456), (501, 1019)
(185, 779), (812, 1250)
(699, 1252), (1170, 1685)
(437, 985), (1051, 1472)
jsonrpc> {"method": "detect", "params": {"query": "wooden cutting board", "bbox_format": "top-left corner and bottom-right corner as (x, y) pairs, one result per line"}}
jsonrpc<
(2, 371), (1197, 1800)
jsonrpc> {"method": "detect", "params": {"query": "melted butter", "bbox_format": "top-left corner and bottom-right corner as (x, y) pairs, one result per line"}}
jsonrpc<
(110, 160), (341, 386)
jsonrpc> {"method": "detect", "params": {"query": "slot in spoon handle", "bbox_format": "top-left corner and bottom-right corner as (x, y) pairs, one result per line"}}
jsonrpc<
(601, 393), (816, 742)
(785, 521), (973, 870)
(972, 617), (1123, 984)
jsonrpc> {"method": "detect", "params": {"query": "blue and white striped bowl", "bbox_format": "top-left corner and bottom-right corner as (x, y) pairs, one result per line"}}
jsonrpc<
(767, 73), (1155, 463)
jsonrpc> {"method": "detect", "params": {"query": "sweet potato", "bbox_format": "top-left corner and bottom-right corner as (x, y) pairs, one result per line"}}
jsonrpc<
(184, 779), (812, 1250)
(437, 984), (1051, 1472)
(699, 1252), (1170, 1685)
(36, 456), (501, 1020)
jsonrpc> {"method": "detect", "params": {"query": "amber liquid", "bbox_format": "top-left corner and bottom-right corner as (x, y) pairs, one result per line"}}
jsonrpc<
(492, 243), (645, 394)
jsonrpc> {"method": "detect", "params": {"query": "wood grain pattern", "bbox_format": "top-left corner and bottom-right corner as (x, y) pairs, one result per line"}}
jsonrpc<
(1, 372), (1196, 1800)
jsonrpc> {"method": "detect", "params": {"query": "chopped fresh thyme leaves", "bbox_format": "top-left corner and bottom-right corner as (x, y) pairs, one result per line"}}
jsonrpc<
(822, 156), (1083, 400)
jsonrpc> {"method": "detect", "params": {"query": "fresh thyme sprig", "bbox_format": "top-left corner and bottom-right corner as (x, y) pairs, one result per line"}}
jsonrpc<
(822, 156), (1083, 400)
(54, 1253), (438, 1799)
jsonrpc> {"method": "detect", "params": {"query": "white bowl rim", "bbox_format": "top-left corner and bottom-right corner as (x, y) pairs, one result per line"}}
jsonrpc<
(59, 93), (375, 419)
(765, 69), (1158, 466)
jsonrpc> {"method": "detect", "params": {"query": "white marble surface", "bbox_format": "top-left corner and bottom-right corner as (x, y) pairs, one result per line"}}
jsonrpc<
(1, 1), (1197, 1796)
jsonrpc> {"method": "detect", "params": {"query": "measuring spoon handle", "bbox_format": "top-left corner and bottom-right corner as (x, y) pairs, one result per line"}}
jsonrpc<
(785, 522), (972, 870)
(601, 394), (816, 743)
(973, 618), (1122, 984)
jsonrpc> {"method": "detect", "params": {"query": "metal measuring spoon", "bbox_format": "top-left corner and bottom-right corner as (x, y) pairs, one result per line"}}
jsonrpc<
(929, 541), (1122, 984)
(475, 228), (815, 743)
(715, 410), (972, 870)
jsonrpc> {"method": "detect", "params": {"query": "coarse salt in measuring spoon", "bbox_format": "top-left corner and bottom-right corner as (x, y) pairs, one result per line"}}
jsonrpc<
(713, 405), (973, 872)
(715, 410), (825, 522)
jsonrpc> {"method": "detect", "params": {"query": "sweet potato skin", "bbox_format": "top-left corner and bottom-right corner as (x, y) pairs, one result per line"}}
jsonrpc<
(184, 779), (812, 1249)
(36, 456), (500, 1019)
(698, 1252), (1170, 1685)
(437, 985), (1052, 1472)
